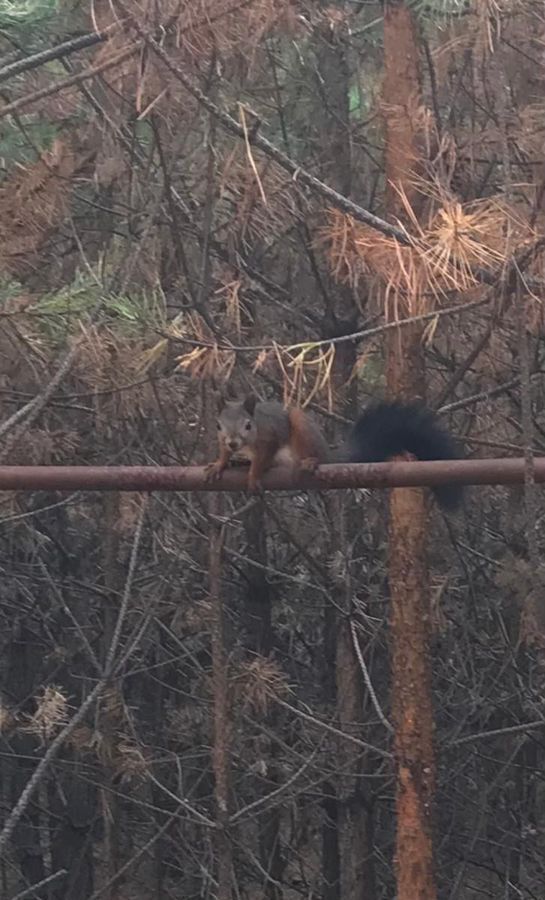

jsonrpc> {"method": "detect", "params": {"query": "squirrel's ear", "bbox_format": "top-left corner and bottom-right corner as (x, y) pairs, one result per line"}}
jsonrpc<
(216, 383), (236, 410)
(243, 394), (257, 416)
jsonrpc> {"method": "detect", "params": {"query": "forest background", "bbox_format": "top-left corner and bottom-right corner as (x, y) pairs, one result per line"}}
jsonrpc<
(0, 1), (544, 899)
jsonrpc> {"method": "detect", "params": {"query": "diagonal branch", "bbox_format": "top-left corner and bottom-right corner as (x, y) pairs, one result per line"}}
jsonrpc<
(0, 501), (149, 858)
(0, 27), (115, 85)
(141, 35), (410, 243)
(140, 31), (545, 292)
(0, 680), (104, 857)
(0, 44), (140, 119)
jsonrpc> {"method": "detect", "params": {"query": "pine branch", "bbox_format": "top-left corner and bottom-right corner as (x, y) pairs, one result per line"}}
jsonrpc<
(0, 27), (115, 85)
(142, 34), (410, 244)
(0, 44), (139, 119)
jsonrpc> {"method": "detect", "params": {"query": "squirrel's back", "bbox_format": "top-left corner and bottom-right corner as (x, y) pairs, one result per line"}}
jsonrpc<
(213, 394), (462, 508)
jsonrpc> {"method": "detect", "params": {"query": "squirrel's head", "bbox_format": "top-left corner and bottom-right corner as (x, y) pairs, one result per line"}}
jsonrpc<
(216, 394), (258, 452)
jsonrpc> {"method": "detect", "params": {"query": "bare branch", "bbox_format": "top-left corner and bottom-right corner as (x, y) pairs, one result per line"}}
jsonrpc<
(143, 35), (410, 243)
(350, 619), (393, 734)
(0, 458), (539, 492)
(0, 680), (104, 856)
(12, 870), (68, 900)
(0, 27), (115, 85)
(0, 44), (140, 120)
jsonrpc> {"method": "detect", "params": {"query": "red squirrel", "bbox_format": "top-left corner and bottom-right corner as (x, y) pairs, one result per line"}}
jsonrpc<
(206, 395), (462, 509)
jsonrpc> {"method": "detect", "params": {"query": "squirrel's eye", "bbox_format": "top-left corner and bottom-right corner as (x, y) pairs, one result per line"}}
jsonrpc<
(216, 422), (221, 430)
(245, 420), (252, 431)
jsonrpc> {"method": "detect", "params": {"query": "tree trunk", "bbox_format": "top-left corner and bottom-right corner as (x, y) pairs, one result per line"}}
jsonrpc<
(100, 492), (122, 900)
(243, 502), (272, 657)
(383, 3), (437, 900)
(243, 501), (284, 900)
(309, 10), (379, 898)
(388, 488), (434, 900)
(209, 494), (233, 900)
(336, 618), (377, 900)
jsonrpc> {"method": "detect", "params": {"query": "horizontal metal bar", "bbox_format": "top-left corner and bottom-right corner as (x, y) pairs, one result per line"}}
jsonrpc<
(0, 459), (541, 492)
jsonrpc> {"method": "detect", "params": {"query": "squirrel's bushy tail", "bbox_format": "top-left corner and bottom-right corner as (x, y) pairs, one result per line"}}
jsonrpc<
(345, 401), (462, 510)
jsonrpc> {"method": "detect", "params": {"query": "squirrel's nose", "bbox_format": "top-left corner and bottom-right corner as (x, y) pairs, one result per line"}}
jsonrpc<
(228, 440), (239, 451)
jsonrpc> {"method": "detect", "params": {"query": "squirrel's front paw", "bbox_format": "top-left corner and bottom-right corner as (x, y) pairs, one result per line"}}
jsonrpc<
(299, 456), (320, 474)
(205, 462), (225, 483)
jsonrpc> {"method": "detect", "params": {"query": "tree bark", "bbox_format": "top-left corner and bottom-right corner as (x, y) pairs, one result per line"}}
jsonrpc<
(383, 3), (437, 899)
(209, 494), (233, 900)
(309, 9), (379, 897)
(100, 492), (121, 900)
(388, 488), (435, 900)
(243, 502), (284, 900)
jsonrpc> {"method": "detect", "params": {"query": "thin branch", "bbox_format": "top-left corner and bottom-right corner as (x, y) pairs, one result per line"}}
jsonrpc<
(12, 870), (68, 900)
(164, 294), (493, 354)
(142, 35), (410, 243)
(88, 814), (177, 900)
(37, 555), (102, 675)
(350, 620), (393, 733)
(146, 770), (216, 829)
(0, 680), (104, 856)
(230, 747), (319, 823)
(0, 300), (106, 459)
(0, 27), (115, 84)
(103, 496), (148, 677)
(0, 335), (87, 444)
(434, 320), (496, 409)
(275, 698), (392, 759)
(136, 25), (545, 298)
(438, 371), (544, 414)
(450, 719), (545, 747)
(0, 44), (139, 120)
(0, 503), (150, 858)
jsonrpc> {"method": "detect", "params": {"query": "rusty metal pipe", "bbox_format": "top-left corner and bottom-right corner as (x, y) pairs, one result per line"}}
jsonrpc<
(0, 459), (542, 492)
